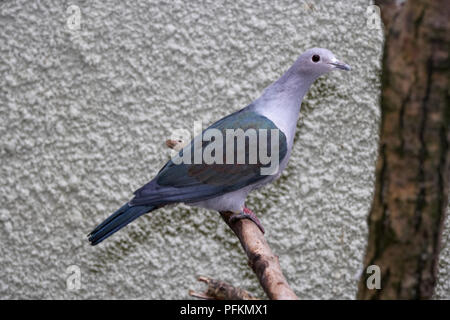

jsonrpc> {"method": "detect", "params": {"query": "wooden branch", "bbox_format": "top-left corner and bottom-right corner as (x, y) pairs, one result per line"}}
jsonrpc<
(166, 139), (184, 151)
(165, 139), (298, 300)
(189, 276), (258, 300)
(220, 211), (298, 300)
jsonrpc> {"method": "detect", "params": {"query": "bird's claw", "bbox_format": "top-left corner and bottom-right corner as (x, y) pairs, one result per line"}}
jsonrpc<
(229, 207), (265, 234)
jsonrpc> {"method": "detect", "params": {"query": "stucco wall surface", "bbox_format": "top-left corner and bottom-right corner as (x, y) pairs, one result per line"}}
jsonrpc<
(0, 0), (448, 299)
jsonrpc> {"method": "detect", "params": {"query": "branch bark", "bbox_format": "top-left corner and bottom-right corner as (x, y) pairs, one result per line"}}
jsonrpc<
(358, 0), (450, 299)
(165, 139), (298, 300)
(219, 211), (298, 300)
(189, 276), (258, 300)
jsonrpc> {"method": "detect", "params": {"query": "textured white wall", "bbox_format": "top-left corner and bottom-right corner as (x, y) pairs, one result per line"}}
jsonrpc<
(0, 0), (448, 299)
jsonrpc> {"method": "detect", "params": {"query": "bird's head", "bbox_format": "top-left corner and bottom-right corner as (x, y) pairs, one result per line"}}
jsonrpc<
(295, 48), (351, 79)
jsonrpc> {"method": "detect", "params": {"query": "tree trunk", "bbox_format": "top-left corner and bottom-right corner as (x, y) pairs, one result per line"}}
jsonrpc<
(358, 0), (450, 299)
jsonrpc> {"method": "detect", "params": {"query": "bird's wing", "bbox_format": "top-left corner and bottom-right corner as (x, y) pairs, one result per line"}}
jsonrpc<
(130, 109), (288, 206)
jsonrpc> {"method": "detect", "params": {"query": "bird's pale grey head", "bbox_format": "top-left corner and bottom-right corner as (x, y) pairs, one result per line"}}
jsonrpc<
(294, 48), (351, 79)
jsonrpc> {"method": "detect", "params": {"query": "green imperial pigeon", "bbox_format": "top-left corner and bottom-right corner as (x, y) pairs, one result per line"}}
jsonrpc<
(88, 48), (351, 245)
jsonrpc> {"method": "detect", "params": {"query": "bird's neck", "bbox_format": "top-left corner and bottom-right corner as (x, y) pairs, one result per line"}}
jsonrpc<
(251, 67), (315, 146)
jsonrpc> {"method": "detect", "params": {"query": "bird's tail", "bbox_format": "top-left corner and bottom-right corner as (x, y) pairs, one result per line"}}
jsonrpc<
(88, 202), (156, 245)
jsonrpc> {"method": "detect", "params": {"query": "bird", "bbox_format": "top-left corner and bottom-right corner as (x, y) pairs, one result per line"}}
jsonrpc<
(88, 48), (351, 245)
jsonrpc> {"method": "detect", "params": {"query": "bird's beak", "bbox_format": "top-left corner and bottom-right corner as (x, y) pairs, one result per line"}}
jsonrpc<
(328, 59), (351, 71)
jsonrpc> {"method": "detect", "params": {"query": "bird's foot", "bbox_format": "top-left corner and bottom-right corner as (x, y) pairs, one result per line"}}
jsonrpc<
(229, 207), (265, 234)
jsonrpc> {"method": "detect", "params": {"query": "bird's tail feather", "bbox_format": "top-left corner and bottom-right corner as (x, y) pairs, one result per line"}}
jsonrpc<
(88, 202), (155, 245)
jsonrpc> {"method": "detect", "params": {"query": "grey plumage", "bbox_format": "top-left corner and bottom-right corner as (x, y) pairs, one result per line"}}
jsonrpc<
(88, 48), (350, 245)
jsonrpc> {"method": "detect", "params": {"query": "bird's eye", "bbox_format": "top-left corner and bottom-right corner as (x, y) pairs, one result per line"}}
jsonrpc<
(312, 55), (320, 63)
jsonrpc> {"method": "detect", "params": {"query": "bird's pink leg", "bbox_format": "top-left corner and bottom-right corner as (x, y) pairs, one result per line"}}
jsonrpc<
(229, 207), (265, 234)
